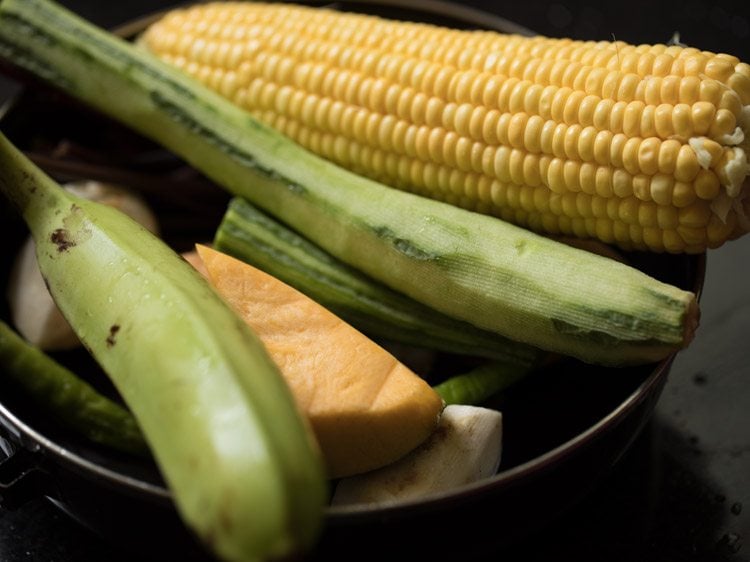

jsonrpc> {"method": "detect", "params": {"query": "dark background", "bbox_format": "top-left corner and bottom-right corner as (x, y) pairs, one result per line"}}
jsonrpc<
(0, 1), (749, 561)
(57, 0), (750, 63)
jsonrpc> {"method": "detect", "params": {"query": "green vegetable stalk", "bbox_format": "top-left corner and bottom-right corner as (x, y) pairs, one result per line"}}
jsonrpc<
(0, 319), (147, 455)
(434, 361), (532, 406)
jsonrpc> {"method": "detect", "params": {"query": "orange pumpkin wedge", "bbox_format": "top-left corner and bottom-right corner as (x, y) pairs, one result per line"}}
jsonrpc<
(193, 245), (444, 478)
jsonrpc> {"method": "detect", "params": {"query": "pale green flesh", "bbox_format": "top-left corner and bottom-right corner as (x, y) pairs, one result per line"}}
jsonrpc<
(0, 0), (696, 366)
(0, 129), (326, 561)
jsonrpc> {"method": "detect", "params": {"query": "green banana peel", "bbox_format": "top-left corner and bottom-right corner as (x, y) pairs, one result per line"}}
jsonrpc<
(0, 130), (327, 562)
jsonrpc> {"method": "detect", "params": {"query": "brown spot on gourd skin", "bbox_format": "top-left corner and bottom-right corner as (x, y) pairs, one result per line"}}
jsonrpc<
(106, 324), (120, 348)
(218, 505), (234, 533)
(50, 228), (75, 252)
(51, 204), (92, 252)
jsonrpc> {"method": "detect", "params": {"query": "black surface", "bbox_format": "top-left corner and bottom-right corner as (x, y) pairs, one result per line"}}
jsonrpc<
(1, 1), (749, 561)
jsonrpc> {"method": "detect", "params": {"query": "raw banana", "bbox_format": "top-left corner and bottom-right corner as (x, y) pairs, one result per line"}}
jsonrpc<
(7, 181), (159, 351)
(0, 130), (327, 562)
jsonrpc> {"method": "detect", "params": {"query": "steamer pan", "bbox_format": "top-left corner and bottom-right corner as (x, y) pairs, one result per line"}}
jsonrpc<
(0, 2), (706, 559)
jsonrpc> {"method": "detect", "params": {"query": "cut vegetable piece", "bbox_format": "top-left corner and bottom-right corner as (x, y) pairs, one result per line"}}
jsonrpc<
(0, 319), (147, 455)
(331, 404), (503, 506)
(214, 197), (540, 365)
(196, 244), (445, 478)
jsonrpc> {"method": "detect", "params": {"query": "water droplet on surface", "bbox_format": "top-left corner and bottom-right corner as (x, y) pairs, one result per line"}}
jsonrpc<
(731, 502), (743, 515)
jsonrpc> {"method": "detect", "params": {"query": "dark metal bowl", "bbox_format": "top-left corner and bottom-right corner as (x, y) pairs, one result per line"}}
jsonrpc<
(0, 2), (706, 560)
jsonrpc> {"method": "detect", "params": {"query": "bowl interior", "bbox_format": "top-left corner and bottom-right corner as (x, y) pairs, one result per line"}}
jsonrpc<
(0, 0), (705, 527)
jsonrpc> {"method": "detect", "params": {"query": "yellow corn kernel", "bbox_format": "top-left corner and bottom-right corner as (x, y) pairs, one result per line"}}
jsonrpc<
(707, 214), (737, 246)
(693, 169), (721, 200)
(632, 174), (652, 201)
(727, 69), (750, 104)
(650, 174), (675, 206)
(657, 205), (679, 229)
(673, 145), (701, 182)
(677, 225), (708, 247)
(673, 181), (698, 207)
(638, 201), (658, 226)
(678, 201), (713, 227)
(143, 1), (750, 253)
(709, 108), (738, 139)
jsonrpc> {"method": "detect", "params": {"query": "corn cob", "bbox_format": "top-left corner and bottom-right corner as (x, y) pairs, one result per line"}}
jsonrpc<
(141, 1), (750, 253)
